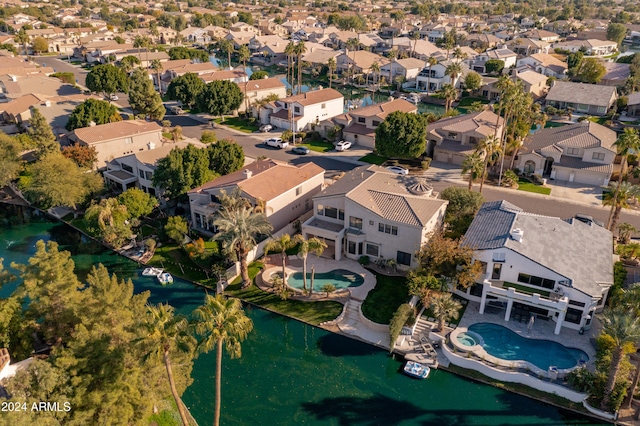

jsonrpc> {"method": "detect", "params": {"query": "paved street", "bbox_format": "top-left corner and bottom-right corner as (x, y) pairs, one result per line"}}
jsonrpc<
(33, 56), (88, 87)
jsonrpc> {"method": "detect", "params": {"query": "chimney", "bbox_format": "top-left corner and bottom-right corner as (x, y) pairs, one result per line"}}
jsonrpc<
(44, 100), (51, 107)
(242, 169), (252, 179)
(147, 141), (156, 150)
(511, 228), (524, 243)
(89, 121), (96, 127)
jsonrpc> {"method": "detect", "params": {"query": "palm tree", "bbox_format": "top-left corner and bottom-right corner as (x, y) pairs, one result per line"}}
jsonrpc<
(327, 56), (337, 89)
(171, 125), (182, 143)
(192, 295), (253, 426)
(214, 206), (273, 288)
(439, 84), (457, 112)
(410, 31), (420, 58)
(263, 233), (298, 288)
(14, 27), (29, 59)
(425, 57), (438, 93)
(618, 222), (637, 244)
(476, 135), (501, 193)
(346, 38), (360, 85)
(141, 304), (195, 426)
(285, 41), (296, 93)
(294, 235), (327, 294)
(150, 59), (164, 95)
(607, 128), (640, 230)
(253, 93), (279, 122)
(219, 39), (234, 70)
(461, 152), (484, 191)
(133, 34), (150, 64)
(452, 47), (468, 63)
(604, 182), (640, 234)
(431, 293), (462, 331)
(295, 41), (306, 94)
(370, 61), (380, 92)
(387, 49), (397, 92)
(445, 61), (463, 87)
(600, 307), (640, 411)
(237, 44), (251, 113)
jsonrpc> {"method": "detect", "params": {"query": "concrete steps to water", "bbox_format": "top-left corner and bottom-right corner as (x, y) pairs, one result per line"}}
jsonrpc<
(338, 300), (362, 335)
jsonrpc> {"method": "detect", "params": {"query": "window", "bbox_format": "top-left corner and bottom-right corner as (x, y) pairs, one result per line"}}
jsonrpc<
(369, 220), (374, 226)
(139, 169), (145, 178)
(317, 204), (324, 215)
(517, 273), (555, 289)
(592, 152), (605, 161)
(569, 300), (586, 307)
(358, 117), (366, 123)
(565, 307), (583, 324)
(321, 103), (326, 109)
(122, 164), (133, 173)
(491, 263), (502, 280)
(325, 206), (338, 219)
(145, 171), (152, 180)
(397, 251), (412, 266)
(349, 216), (363, 229)
(567, 147), (579, 156)
(366, 243), (379, 257)
(372, 120), (380, 127)
(338, 209), (344, 220)
(296, 186), (302, 196)
(492, 252), (505, 262)
(448, 132), (457, 138)
(378, 223), (398, 235)
(294, 106), (300, 113)
(348, 241), (357, 255)
(477, 261), (488, 274)
(124, 137), (133, 144)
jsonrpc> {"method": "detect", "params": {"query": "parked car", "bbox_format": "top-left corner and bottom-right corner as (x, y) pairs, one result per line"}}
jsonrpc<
(292, 146), (310, 155)
(335, 141), (352, 151)
(109, 94), (119, 101)
(170, 106), (185, 114)
(386, 166), (409, 175)
(264, 137), (288, 149)
(259, 124), (273, 132)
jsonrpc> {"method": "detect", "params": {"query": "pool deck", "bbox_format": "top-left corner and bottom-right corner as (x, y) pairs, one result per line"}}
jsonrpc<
(457, 301), (600, 370)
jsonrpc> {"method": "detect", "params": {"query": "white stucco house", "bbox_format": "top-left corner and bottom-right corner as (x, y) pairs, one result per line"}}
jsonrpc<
(266, 88), (344, 132)
(515, 121), (616, 186)
(302, 165), (448, 269)
(457, 200), (613, 334)
(414, 60), (466, 92)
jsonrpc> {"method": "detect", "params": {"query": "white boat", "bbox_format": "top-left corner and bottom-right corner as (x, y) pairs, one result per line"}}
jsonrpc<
(142, 267), (163, 276)
(403, 361), (430, 379)
(157, 272), (174, 285)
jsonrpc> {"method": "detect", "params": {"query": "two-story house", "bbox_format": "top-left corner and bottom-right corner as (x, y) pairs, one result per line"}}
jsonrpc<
(188, 159), (325, 233)
(266, 88), (344, 132)
(71, 120), (163, 170)
(239, 77), (287, 114)
(515, 121), (616, 186)
(428, 110), (505, 164)
(468, 48), (518, 74)
(458, 200), (613, 334)
(336, 51), (389, 77)
(545, 81), (618, 116)
(415, 60), (467, 92)
(552, 39), (617, 56)
(380, 58), (428, 83)
(333, 99), (417, 149)
(302, 165), (448, 269)
(516, 53), (568, 78)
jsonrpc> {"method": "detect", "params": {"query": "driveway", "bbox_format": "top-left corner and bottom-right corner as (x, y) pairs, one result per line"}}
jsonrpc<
(33, 56), (88, 87)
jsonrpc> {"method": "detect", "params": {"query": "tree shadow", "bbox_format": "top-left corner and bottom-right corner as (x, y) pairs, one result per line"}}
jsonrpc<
(316, 333), (382, 357)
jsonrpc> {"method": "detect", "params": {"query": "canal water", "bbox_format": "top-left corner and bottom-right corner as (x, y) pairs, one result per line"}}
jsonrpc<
(0, 209), (605, 425)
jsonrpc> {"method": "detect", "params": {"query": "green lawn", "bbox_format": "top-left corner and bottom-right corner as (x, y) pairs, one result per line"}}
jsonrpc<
(457, 97), (489, 107)
(587, 116), (608, 125)
(517, 178), (551, 195)
(300, 139), (334, 153)
(162, 132), (172, 139)
(361, 271), (409, 324)
(148, 244), (216, 287)
(225, 262), (344, 325)
(359, 153), (387, 165)
(213, 116), (259, 133)
(503, 282), (550, 298)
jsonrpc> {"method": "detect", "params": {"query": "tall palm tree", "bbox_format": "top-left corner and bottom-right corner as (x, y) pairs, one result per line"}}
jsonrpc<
(439, 83), (457, 112)
(150, 59), (164, 95)
(476, 135), (501, 193)
(219, 39), (234, 70)
(425, 56), (438, 93)
(618, 222), (637, 244)
(608, 128), (640, 230)
(452, 47), (468, 63)
(285, 41), (296, 94)
(295, 41), (306, 94)
(445, 61), (463, 87)
(237, 44), (251, 113)
(327, 56), (337, 89)
(600, 307), (640, 411)
(370, 61), (380, 92)
(263, 233), (298, 288)
(410, 31), (420, 58)
(346, 38), (360, 85)
(431, 293), (462, 331)
(192, 295), (253, 426)
(604, 181), (640, 234)
(214, 206), (273, 288)
(134, 34), (150, 64)
(141, 304), (195, 426)
(294, 235), (327, 294)
(387, 49), (397, 92)
(461, 152), (484, 191)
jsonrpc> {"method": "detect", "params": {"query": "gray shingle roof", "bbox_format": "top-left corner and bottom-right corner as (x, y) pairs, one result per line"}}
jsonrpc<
(521, 121), (616, 154)
(463, 201), (613, 296)
(546, 81), (616, 107)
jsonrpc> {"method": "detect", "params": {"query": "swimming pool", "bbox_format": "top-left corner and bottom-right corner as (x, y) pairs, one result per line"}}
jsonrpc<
(468, 323), (588, 370)
(287, 269), (364, 291)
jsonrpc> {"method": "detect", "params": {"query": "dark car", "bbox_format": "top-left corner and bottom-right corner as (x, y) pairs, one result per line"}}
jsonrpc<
(291, 146), (310, 155)
(574, 214), (604, 227)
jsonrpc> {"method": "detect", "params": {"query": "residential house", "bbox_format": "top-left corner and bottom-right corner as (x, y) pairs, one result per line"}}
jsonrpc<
(199, 69), (247, 84)
(203, 25), (228, 41)
(248, 34), (288, 65)
(388, 37), (445, 61)
(469, 48), (517, 74)
(0, 94), (45, 123)
(113, 49), (170, 68)
(380, 58), (427, 82)
(160, 61), (218, 92)
(464, 33), (501, 50)
(188, 159), (325, 232)
(481, 70), (548, 99)
(302, 165), (448, 269)
(332, 99), (417, 149)
(71, 120), (163, 169)
(301, 47), (342, 68)
(552, 39), (617, 56)
(545, 81), (617, 116)
(516, 53), (568, 78)
(458, 200), (613, 334)
(515, 121), (616, 186)
(415, 60), (467, 92)
(337, 51), (388, 77)
(628, 92), (640, 117)
(543, 20), (583, 36)
(521, 29), (560, 42)
(266, 88), (344, 132)
(507, 38), (551, 56)
(179, 27), (211, 44)
(600, 62), (630, 87)
(428, 110), (505, 163)
(0, 74), (79, 100)
(257, 19), (288, 37)
(239, 77), (287, 114)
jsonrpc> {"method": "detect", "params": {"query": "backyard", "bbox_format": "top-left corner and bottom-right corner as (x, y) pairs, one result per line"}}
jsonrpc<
(361, 271), (409, 324)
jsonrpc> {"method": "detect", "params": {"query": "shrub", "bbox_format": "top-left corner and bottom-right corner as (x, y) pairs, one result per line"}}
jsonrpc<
(144, 238), (157, 252)
(320, 283), (336, 297)
(358, 255), (370, 265)
(296, 131), (307, 141)
(389, 303), (414, 351)
(51, 72), (75, 85)
(281, 129), (293, 142)
(200, 130), (217, 144)
(421, 159), (431, 170)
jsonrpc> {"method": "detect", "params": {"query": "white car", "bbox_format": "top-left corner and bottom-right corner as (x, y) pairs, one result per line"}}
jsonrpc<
(264, 137), (288, 149)
(386, 166), (409, 175)
(335, 141), (352, 151)
(259, 124), (273, 132)
(109, 94), (119, 101)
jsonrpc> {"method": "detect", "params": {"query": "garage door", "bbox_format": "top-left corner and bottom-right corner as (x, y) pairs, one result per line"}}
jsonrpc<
(434, 150), (449, 163)
(451, 154), (466, 165)
(575, 171), (607, 186)
(554, 168), (571, 182)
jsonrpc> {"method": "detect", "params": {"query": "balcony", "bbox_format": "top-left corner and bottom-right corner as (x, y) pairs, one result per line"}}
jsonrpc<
(484, 280), (568, 310)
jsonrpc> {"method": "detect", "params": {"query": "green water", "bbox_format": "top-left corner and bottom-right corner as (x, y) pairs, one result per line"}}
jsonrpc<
(0, 210), (606, 425)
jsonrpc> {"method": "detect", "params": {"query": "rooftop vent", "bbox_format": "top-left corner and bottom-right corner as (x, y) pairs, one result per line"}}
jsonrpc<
(511, 228), (524, 243)
(242, 169), (253, 180)
(147, 141), (156, 150)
